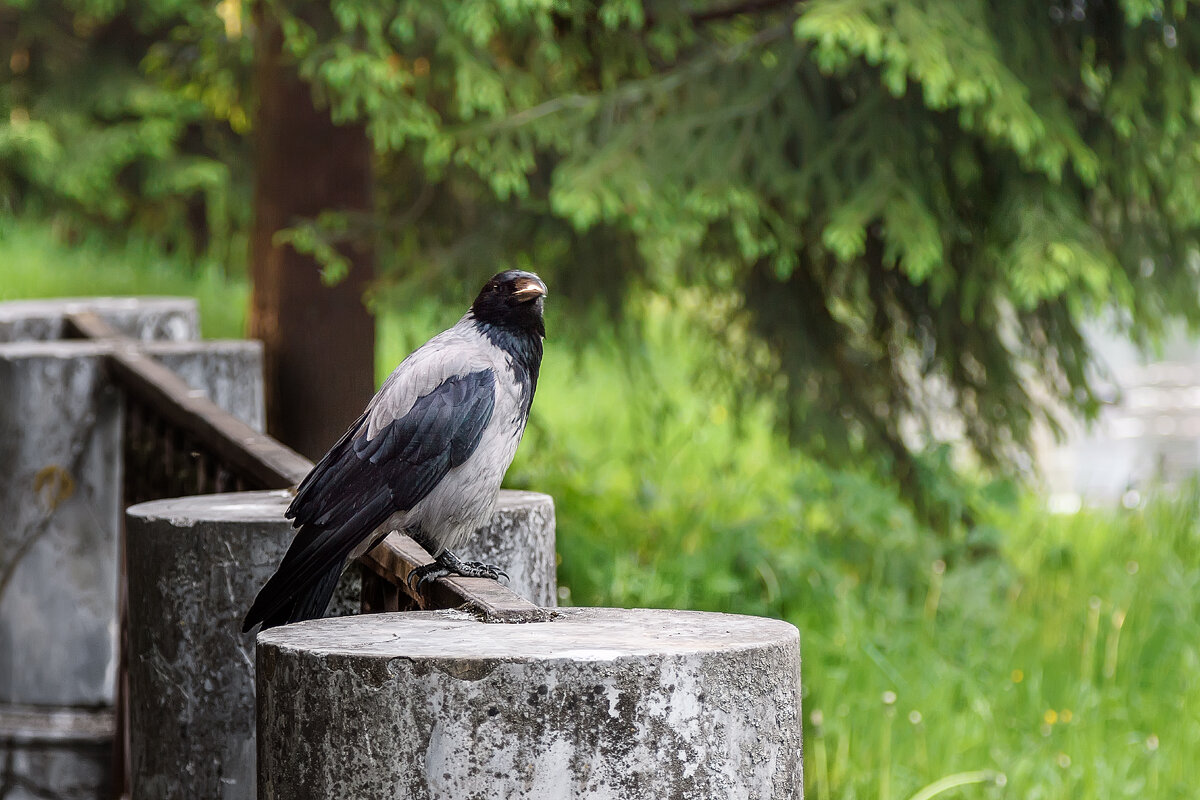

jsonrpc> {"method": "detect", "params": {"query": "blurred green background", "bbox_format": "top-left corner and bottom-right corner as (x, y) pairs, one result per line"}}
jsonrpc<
(4, 1), (1199, 798)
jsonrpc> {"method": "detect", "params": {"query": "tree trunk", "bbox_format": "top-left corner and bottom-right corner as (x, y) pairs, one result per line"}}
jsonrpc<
(248, 13), (376, 461)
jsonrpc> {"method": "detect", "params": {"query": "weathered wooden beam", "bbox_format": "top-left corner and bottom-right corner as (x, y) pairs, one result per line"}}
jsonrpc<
(361, 534), (551, 623)
(66, 311), (312, 488)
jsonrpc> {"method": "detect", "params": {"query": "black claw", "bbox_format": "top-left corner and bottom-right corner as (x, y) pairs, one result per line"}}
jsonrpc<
(405, 551), (510, 589)
(456, 559), (508, 582)
(407, 562), (450, 590)
(417, 570), (445, 589)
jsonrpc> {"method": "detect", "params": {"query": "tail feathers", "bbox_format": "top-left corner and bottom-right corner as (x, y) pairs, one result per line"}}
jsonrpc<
(243, 563), (344, 632)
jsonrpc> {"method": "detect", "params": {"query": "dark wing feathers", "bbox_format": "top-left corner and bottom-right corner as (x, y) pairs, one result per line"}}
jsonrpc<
(242, 369), (497, 631)
(286, 411), (368, 521)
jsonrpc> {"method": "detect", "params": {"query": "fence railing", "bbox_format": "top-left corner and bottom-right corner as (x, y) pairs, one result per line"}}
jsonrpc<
(63, 310), (546, 798)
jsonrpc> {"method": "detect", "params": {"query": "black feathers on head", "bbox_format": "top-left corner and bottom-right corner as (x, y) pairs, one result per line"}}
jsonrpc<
(470, 270), (547, 339)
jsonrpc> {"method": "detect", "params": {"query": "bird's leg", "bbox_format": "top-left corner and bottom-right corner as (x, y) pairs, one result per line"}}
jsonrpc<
(406, 548), (509, 590)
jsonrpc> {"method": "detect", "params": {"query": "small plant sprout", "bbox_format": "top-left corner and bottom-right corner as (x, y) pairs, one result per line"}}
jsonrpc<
(809, 709), (831, 800)
(831, 705), (851, 791)
(924, 560), (946, 623)
(909, 710), (929, 775)
(1082, 596), (1103, 680)
(1104, 608), (1127, 680)
(880, 691), (898, 800)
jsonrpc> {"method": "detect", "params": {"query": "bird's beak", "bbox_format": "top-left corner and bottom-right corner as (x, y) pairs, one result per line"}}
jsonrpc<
(512, 276), (547, 302)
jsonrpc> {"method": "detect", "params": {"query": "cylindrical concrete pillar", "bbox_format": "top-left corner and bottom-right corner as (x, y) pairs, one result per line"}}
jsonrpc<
(257, 609), (802, 799)
(125, 491), (297, 799)
(125, 489), (559, 798)
(462, 489), (557, 607)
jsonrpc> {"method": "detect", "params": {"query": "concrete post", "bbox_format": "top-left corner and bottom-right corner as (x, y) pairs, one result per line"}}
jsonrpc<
(461, 490), (557, 608)
(123, 489), (558, 799)
(144, 340), (267, 433)
(256, 609), (802, 799)
(0, 338), (267, 709)
(0, 296), (267, 800)
(0, 296), (198, 343)
(125, 491), (297, 800)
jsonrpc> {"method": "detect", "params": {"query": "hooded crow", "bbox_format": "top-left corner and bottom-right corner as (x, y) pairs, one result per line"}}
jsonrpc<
(243, 270), (546, 631)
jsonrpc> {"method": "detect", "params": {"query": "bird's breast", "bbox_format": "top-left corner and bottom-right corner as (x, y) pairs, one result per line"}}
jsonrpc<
(396, 393), (528, 553)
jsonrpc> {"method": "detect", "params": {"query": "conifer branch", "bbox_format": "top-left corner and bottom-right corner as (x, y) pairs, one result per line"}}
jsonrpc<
(645, 0), (800, 27)
(689, 0), (800, 24)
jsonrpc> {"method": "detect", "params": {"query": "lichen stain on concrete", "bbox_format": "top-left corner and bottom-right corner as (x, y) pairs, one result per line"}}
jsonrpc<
(323, 652), (394, 689)
(431, 658), (500, 682)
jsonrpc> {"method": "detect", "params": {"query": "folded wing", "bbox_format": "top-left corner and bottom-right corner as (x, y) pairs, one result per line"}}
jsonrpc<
(242, 369), (496, 630)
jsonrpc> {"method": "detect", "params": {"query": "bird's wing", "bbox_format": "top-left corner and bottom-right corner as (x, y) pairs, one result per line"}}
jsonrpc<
(290, 367), (496, 525)
(243, 368), (496, 629)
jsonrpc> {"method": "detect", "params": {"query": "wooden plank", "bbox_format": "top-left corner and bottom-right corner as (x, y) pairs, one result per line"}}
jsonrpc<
(66, 311), (313, 488)
(361, 533), (551, 623)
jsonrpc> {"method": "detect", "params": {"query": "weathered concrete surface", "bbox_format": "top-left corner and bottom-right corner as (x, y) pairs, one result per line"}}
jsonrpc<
(125, 491), (298, 800)
(461, 490), (557, 607)
(0, 340), (268, 708)
(257, 609), (802, 800)
(0, 706), (113, 800)
(0, 297), (198, 343)
(146, 340), (267, 432)
(0, 298), (262, 800)
(0, 343), (121, 708)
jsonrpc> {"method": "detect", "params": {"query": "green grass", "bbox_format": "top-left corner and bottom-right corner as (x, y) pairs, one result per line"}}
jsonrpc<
(504, 293), (1200, 800)
(5, 216), (1198, 799)
(0, 215), (248, 339)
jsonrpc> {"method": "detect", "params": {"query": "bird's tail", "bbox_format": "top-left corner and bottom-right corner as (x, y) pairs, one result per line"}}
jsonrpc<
(243, 561), (343, 632)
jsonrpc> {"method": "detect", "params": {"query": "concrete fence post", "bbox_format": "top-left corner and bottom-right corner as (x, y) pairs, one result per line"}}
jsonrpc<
(123, 489), (557, 799)
(256, 609), (802, 799)
(125, 491), (297, 799)
(0, 297), (265, 800)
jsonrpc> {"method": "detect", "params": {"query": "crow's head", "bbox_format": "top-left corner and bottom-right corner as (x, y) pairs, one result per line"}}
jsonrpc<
(471, 270), (547, 337)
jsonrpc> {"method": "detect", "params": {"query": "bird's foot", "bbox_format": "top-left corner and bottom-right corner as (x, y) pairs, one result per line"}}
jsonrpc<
(406, 550), (508, 590)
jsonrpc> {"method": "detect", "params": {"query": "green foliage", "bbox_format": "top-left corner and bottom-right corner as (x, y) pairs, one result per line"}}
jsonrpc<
(513, 298), (1200, 799)
(255, 0), (1200, 523)
(0, 0), (250, 259)
(7, 0), (1200, 523)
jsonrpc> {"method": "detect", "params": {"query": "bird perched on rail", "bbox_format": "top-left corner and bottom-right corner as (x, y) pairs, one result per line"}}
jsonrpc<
(243, 270), (547, 631)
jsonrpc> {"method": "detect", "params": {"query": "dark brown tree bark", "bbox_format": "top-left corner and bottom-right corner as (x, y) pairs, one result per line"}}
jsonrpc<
(249, 14), (376, 461)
